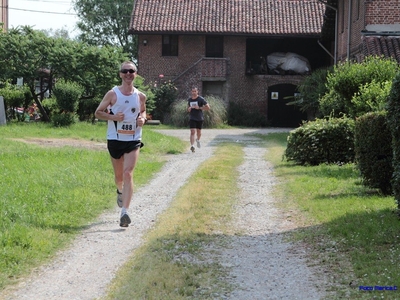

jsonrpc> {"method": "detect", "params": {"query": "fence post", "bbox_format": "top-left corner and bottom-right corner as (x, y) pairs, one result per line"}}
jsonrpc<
(0, 96), (6, 125)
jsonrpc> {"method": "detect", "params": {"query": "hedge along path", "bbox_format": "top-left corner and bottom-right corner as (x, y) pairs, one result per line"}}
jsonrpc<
(1, 128), (326, 300)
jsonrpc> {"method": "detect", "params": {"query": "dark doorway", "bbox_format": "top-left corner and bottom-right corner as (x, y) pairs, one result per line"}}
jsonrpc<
(267, 84), (307, 127)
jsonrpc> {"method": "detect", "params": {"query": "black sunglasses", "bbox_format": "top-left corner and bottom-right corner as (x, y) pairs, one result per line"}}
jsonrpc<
(120, 69), (136, 74)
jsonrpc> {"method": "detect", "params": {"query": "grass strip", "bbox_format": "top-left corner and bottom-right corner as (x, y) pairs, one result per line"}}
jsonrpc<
(262, 133), (400, 299)
(0, 122), (185, 290)
(105, 143), (243, 300)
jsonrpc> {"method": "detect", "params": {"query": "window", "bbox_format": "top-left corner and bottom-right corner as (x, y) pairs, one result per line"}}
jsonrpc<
(206, 36), (223, 57)
(162, 35), (178, 56)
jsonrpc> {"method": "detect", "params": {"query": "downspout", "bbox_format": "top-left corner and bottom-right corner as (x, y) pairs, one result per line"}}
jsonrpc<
(347, 0), (352, 60)
(317, 0), (337, 65)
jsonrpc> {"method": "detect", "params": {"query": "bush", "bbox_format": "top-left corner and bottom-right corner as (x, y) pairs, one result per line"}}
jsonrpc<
(386, 72), (400, 212)
(284, 117), (355, 165)
(53, 79), (84, 113)
(51, 112), (77, 127)
(151, 81), (178, 123)
(354, 111), (392, 195)
(169, 95), (227, 128)
(351, 80), (391, 117)
(227, 101), (269, 127)
(77, 97), (101, 123)
(52, 79), (84, 126)
(0, 82), (31, 121)
(321, 56), (399, 117)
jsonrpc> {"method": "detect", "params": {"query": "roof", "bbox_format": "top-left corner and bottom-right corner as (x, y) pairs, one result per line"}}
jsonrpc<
(363, 35), (400, 63)
(129, 0), (325, 36)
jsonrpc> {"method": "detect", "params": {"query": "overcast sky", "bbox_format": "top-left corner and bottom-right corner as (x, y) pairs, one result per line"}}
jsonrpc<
(8, 0), (79, 36)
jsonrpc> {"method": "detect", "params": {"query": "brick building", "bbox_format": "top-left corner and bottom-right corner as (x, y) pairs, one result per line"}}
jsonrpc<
(327, 0), (400, 63)
(129, 0), (332, 127)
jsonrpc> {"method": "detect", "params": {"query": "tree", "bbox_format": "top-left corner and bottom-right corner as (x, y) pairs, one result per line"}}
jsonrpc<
(73, 0), (137, 59)
(0, 26), (128, 121)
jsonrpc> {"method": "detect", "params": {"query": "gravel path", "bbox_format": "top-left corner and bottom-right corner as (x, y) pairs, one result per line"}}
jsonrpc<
(1, 128), (330, 300)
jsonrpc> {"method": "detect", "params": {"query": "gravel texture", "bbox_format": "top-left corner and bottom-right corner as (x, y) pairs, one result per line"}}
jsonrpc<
(1, 128), (330, 300)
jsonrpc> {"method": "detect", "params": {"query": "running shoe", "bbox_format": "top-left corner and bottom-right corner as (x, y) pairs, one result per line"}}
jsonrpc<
(120, 213), (131, 227)
(190, 146), (195, 153)
(196, 139), (201, 148)
(116, 190), (123, 208)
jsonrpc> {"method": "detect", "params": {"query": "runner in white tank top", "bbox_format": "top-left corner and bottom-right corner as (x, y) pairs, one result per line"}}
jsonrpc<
(95, 61), (147, 228)
(107, 86), (143, 142)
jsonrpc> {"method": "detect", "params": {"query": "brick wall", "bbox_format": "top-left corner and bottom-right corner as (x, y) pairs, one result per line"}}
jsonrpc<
(337, 0), (400, 62)
(365, 0), (400, 24)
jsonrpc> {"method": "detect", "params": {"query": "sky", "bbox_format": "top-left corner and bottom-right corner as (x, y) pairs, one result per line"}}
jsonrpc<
(8, 0), (79, 36)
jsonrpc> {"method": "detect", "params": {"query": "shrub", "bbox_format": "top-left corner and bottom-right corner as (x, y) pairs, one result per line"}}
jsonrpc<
(321, 56), (399, 117)
(53, 79), (84, 113)
(354, 111), (392, 195)
(351, 80), (391, 117)
(284, 117), (355, 165)
(169, 95), (227, 128)
(386, 72), (400, 213)
(77, 97), (102, 123)
(0, 82), (31, 121)
(52, 79), (84, 126)
(227, 101), (269, 127)
(151, 81), (178, 123)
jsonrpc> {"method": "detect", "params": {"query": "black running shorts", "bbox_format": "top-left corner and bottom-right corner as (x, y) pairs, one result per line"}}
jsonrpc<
(189, 120), (203, 129)
(107, 140), (144, 159)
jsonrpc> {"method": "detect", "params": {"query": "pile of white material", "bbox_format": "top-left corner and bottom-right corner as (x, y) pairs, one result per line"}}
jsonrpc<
(267, 52), (311, 74)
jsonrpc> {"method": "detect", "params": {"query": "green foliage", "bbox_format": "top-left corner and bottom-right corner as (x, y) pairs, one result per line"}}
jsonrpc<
(73, 0), (137, 57)
(51, 112), (78, 127)
(169, 95), (227, 128)
(134, 75), (155, 115)
(288, 67), (332, 118)
(77, 97), (101, 122)
(320, 56), (399, 117)
(151, 81), (178, 123)
(52, 80), (84, 126)
(386, 72), (400, 212)
(351, 80), (391, 117)
(0, 26), (129, 122)
(354, 111), (392, 195)
(227, 101), (269, 127)
(284, 117), (355, 165)
(53, 79), (84, 113)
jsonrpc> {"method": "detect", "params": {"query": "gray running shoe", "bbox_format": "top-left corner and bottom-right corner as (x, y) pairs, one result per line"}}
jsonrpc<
(196, 139), (201, 148)
(190, 146), (195, 153)
(117, 190), (123, 208)
(120, 213), (131, 227)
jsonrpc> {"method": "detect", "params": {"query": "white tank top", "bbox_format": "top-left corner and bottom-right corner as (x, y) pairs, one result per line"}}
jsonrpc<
(106, 86), (142, 141)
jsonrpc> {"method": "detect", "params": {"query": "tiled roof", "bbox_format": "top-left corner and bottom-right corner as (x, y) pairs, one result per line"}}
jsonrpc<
(130, 0), (325, 36)
(363, 36), (400, 63)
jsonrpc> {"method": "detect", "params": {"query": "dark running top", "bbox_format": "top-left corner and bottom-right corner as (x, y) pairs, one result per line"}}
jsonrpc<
(188, 96), (207, 121)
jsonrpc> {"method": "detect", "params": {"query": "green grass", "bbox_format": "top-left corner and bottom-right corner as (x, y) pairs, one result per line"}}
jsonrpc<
(105, 143), (243, 299)
(0, 122), (186, 290)
(2, 125), (400, 299)
(261, 133), (400, 299)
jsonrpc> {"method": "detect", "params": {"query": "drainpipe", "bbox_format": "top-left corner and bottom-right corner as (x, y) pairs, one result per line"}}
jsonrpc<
(317, 0), (337, 65)
(347, 0), (352, 60)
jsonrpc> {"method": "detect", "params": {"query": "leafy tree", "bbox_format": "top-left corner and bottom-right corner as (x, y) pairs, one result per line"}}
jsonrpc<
(0, 26), (128, 121)
(73, 0), (137, 58)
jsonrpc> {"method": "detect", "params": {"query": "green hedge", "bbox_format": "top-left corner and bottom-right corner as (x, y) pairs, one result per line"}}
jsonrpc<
(284, 117), (355, 165)
(387, 72), (400, 213)
(354, 111), (392, 195)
